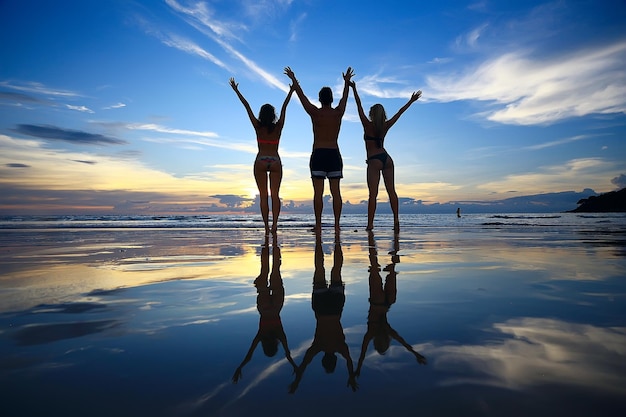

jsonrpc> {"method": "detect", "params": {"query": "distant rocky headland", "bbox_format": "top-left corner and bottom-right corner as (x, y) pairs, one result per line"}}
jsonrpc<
(569, 188), (626, 212)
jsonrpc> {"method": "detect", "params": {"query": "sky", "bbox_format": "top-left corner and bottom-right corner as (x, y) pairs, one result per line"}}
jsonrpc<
(1, 0), (625, 215)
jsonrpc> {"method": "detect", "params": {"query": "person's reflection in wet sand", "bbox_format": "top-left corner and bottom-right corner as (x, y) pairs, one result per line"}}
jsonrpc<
(355, 232), (426, 379)
(232, 234), (297, 383)
(289, 232), (358, 393)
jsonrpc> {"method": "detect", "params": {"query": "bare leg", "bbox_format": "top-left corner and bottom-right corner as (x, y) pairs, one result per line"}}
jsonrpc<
(269, 163), (283, 233)
(366, 160), (382, 230)
(329, 178), (342, 231)
(382, 157), (399, 232)
(312, 178), (325, 232)
(254, 164), (270, 234)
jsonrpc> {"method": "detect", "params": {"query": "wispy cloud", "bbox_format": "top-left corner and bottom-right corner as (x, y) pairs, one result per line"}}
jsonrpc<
(160, 32), (229, 69)
(162, 0), (290, 91)
(426, 40), (626, 125)
(66, 104), (94, 113)
(13, 124), (127, 145)
(354, 74), (417, 99)
(428, 318), (626, 394)
(0, 81), (81, 98)
(523, 134), (593, 151)
(0, 91), (46, 104)
(103, 102), (126, 110)
(456, 23), (488, 48)
(478, 157), (619, 194)
(98, 122), (258, 154)
(126, 123), (219, 138)
(289, 12), (306, 42)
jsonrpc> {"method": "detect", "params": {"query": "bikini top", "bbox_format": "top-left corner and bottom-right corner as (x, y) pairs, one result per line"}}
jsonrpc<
(257, 137), (279, 145)
(364, 134), (384, 149)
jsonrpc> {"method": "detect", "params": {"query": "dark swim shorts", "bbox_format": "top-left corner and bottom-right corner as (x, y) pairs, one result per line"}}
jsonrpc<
(312, 284), (345, 316)
(310, 148), (343, 179)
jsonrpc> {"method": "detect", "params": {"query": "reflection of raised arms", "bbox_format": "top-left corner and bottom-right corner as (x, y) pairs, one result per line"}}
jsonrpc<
(288, 339), (357, 393)
(389, 326), (427, 365)
(232, 240), (296, 384)
(271, 243), (298, 372)
(386, 90), (422, 130)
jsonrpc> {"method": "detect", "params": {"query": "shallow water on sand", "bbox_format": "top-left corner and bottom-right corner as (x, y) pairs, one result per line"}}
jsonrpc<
(1, 216), (625, 416)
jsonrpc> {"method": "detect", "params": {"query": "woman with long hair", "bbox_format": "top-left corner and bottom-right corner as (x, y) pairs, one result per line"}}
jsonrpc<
(230, 78), (294, 234)
(350, 82), (421, 232)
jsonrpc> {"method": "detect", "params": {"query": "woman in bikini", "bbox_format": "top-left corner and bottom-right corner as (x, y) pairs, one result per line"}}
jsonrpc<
(230, 78), (294, 234)
(350, 81), (421, 231)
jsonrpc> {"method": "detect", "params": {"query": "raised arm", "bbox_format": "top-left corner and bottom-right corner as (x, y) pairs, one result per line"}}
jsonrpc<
(354, 332), (373, 377)
(279, 332), (298, 370)
(229, 78), (258, 127)
(338, 342), (359, 391)
(284, 66), (317, 115)
(350, 81), (369, 126)
(335, 67), (355, 115)
(389, 326), (427, 365)
(232, 334), (261, 383)
(276, 84), (295, 127)
(386, 90), (422, 130)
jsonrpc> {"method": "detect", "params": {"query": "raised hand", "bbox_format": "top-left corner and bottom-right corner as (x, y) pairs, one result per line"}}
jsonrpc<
(411, 90), (422, 102)
(284, 66), (297, 82)
(232, 367), (243, 383)
(229, 77), (238, 91)
(343, 67), (355, 82)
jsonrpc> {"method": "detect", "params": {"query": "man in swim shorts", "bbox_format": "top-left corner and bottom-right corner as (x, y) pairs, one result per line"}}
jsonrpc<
(284, 66), (354, 231)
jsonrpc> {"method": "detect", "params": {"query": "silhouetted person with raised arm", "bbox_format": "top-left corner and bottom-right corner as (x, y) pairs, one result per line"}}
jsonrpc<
(355, 232), (426, 379)
(350, 81), (421, 232)
(230, 78), (295, 234)
(284, 66), (354, 232)
(233, 235), (297, 383)
(289, 232), (358, 393)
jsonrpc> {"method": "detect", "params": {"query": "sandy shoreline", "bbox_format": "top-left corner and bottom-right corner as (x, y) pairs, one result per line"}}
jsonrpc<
(1, 223), (625, 416)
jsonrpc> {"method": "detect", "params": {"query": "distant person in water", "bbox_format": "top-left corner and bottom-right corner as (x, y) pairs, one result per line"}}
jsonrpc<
(233, 235), (297, 383)
(457, 207), (461, 218)
(284, 66), (354, 232)
(230, 78), (294, 234)
(350, 81), (421, 232)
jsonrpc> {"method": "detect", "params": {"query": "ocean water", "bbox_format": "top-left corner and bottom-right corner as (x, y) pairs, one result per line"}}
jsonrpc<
(1, 212), (624, 230)
(1, 213), (625, 416)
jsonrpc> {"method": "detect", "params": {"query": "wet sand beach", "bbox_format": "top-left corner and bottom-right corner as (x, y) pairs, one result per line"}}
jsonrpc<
(1, 215), (625, 416)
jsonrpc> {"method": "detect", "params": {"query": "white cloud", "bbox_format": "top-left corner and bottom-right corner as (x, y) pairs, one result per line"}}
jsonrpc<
(164, 0), (290, 92)
(478, 157), (619, 194)
(103, 102), (126, 110)
(66, 104), (94, 113)
(523, 134), (593, 151)
(160, 32), (229, 69)
(426, 40), (626, 125)
(427, 318), (626, 394)
(0, 81), (80, 98)
(354, 74), (417, 99)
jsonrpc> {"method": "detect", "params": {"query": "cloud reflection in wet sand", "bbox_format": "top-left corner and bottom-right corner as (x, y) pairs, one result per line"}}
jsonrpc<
(428, 317), (626, 394)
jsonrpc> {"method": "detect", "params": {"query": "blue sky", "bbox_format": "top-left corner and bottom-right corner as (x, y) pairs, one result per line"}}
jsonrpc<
(1, 0), (625, 214)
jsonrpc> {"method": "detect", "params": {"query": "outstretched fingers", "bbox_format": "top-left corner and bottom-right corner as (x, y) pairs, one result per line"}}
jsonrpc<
(343, 67), (355, 81)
